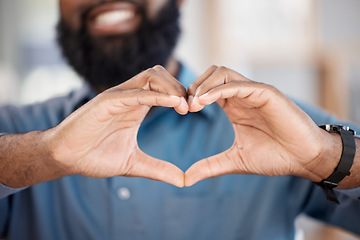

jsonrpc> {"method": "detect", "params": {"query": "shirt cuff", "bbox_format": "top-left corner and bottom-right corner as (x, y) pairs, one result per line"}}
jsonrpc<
(0, 183), (27, 198)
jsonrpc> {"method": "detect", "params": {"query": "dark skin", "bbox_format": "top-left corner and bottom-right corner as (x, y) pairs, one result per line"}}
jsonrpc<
(0, 0), (359, 190)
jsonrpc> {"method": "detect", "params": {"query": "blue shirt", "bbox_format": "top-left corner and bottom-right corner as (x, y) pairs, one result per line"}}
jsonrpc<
(1, 65), (360, 240)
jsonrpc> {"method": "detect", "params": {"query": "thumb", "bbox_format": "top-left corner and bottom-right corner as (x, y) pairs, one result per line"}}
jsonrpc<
(127, 148), (185, 188)
(185, 150), (240, 187)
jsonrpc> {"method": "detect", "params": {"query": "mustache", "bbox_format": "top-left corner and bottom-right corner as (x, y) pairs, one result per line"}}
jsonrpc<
(78, 0), (145, 26)
(56, 0), (180, 89)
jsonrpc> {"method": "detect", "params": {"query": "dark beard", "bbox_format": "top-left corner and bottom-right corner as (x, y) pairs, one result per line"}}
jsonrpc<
(56, 0), (180, 89)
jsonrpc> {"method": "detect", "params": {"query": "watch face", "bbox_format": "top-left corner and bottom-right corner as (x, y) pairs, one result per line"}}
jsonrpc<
(319, 124), (355, 135)
(338, 125), (356, 135)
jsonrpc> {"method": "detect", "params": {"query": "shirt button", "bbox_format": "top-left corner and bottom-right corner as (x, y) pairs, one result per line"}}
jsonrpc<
(117, 187), (131, 200)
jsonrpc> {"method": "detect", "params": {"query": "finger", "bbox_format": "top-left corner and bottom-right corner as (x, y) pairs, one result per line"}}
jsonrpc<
(143, 68), (183, 95)
(188, 66), (248, 112)
(187, 65), (218, 97)
(128, 148), (185, 187)
(114, 67), (186, 98)
(151, 65), (188, 115)
(198, 81), (276, 109)
(153, 65), (187, 97)
(194, 66), (247, 97)
(184, 150), (241, 187)
(187, 65), (218, 112)
(136, 67), (188, 114)
(105, 89), (185, 114)
(110, 67), (188, 114)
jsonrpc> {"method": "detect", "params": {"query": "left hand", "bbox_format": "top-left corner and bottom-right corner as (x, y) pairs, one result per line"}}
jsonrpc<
(185, 66), (341, 186)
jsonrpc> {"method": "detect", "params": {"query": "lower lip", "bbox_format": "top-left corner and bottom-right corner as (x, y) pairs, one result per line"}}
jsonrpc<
(86, 2), (142, 36)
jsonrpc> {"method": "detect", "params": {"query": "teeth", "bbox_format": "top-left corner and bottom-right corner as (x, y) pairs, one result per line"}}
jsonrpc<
(95, 10), (135, 25)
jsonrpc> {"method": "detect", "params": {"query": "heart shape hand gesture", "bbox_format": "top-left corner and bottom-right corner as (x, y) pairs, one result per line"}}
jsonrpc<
(48, 65), (340, 188)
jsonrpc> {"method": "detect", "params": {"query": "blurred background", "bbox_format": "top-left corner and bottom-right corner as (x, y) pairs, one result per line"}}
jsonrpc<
(0, 0), (359, 239)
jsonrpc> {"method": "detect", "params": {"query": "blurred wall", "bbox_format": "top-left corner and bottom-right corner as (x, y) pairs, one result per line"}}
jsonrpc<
(316, 0), (360, 122)
(177, 0), (319, 105)
(0, 0), (82, 105)
(0, 1), (20, 103)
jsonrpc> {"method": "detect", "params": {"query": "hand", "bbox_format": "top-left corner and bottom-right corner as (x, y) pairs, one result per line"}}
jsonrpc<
(47, 66), (188, 187)
(185, 66), (341, 186)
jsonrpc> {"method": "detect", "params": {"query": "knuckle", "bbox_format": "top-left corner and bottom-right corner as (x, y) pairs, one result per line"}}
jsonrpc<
(142, 68), (161, 86)
(98, 89), (114, 101)
(188, 83), (196, 93)
(152, 65), (165, 71)
(144, 68), (157, 76)
(195, 85), (204, 95)
(263, 83), (277, 93)
(179, 84), (187, 92)
(178, 86), (187, 96)
(256, 84), (278, 99)
(218, 66), (228, 73)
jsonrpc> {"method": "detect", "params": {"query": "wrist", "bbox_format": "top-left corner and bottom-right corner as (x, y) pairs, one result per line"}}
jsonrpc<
(44, 129), (76, 177)
(311, 132), (343, 182)
(26, 130), (71, 184)
(311, 125), (356, 204)
(0, 131), (71, 188)
(296, 130), (342, 183)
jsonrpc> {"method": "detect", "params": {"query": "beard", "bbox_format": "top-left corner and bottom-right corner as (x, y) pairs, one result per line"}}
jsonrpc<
(56, 0), (180, 89)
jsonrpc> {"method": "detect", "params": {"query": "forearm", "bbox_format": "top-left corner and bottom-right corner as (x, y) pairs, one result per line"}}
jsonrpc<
(0, 131), (69, 188)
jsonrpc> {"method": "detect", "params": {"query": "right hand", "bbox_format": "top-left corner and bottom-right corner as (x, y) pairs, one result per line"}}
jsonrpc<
(46, 66), (187, 187)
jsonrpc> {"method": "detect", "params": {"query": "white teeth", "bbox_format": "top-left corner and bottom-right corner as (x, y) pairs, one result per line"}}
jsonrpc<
(95, 10), (135, 25)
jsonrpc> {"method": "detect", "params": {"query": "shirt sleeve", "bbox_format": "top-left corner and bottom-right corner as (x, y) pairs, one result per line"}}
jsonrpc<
(336, 187), (360, 201)
(0, 183), (27, 199)
(303, 183), (360, 235)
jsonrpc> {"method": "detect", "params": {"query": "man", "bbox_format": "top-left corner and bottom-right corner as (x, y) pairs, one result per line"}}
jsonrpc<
(1, 0), (360, 239)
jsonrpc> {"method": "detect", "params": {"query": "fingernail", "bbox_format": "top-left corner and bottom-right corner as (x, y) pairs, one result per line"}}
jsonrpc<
(180, 97), (188, 109)
(192, 96), (199, 106)
(170, 95), (181, 99)
(198, 92), (209, 100)
(188, 95), (194, 106)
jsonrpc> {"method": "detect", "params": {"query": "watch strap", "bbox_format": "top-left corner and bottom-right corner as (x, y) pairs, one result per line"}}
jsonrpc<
(317, 125), (356, 204)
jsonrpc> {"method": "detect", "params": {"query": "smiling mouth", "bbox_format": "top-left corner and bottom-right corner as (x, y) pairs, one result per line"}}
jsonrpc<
(87, 2), (142, 36)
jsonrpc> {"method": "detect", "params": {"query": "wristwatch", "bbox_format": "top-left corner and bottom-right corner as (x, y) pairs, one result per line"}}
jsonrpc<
(317, 125), (356, 204)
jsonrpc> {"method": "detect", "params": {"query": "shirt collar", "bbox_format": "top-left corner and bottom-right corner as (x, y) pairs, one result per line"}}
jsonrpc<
(178, 63), (217, 119)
